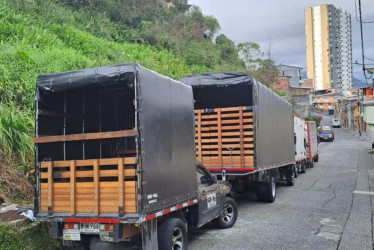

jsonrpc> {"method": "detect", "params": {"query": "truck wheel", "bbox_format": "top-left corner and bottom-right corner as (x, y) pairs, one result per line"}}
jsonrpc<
(214, 197), (238, 229)
(308, 161), (314, 168)
(286, 169), (295, 186)
(300, 161), (306, 174)
(313, 154), (319, 162)
(256, 177), (276, 203)
(158, 218), (187, 250)
(294, 164), (298, 178)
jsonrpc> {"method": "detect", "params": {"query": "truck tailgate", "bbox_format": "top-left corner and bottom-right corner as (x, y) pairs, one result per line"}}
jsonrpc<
(194, 106), (254, 172)
(38, 157), (137, 216)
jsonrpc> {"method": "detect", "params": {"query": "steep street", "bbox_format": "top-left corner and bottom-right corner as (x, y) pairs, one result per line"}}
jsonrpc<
(189, 116), (374, 249)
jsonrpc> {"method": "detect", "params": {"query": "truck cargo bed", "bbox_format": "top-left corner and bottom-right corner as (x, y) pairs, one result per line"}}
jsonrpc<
(180, 72), (295, 173)
(39, 157), (136, 216)
(35, 63), (197, 220)
(195, 106), (254, 170)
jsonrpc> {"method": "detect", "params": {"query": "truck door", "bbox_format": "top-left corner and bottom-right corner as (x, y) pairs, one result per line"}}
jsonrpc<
(196, 166), (221, 226)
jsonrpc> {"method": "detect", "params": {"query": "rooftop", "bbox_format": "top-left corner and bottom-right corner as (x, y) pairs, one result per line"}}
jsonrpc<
(276, 64), (303, 70)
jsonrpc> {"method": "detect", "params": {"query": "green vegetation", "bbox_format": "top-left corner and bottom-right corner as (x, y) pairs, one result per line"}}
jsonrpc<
(0, 0), (278, 203)
(0, 222), (60, 250)
(0, 0), (281, 246)
(304, 116), (321, 127)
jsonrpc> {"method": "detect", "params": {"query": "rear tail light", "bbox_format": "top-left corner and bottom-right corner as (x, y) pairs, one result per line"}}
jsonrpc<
(64, 223), (78, 229)
(100, 224), (114, 231)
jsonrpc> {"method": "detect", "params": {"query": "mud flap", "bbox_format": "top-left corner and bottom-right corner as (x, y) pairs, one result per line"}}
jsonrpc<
(141, 220), (158, 250)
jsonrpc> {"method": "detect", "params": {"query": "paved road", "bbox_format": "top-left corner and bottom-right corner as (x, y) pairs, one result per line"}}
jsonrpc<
(189, 116), (374, 249)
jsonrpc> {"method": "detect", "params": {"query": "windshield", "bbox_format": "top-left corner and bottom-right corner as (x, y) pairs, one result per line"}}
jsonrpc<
(321, 130), (332, 135)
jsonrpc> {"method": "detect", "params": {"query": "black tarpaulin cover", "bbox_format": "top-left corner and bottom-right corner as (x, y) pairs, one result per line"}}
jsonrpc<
(35, 62), (197, 215)
(36, 63), (137, 100)
(179, 72), (254, 109)
(179, 71), (253, 87)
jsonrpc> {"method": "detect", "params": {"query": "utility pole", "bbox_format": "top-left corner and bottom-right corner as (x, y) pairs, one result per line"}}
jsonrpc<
(358, 88), (362, 136)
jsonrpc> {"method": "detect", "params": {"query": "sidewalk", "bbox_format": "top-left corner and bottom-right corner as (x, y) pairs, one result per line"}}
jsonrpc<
(338, 138), (374, 250)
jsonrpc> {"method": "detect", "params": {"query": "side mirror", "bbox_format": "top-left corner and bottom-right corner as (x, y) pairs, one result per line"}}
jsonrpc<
(211, 175), (217, 183)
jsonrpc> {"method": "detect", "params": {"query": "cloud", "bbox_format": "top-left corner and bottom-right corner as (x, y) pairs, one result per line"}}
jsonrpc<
(189, 0), (374, 80)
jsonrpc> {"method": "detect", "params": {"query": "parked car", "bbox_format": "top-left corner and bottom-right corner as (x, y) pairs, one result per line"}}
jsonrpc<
(320, 129), (334, 142)
(332, 118), (341, 128)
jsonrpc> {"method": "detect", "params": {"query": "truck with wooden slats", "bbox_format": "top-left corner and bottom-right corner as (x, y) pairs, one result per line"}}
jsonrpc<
(179, 72), (296, 202)
(34, 63), (238, 249)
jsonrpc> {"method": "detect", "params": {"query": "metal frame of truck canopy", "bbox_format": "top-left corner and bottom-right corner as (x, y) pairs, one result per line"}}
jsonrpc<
(35, 63), (197, 222)
(179, 72), (295, 175)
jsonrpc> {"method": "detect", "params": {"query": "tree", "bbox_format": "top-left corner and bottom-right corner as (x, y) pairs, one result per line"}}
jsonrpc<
(250, 58), (279, 87)
(203, 15), (220, 39)
(215, 34), (238, 64)
(237, 42), (279, 87)
(237, 42), (264, 71)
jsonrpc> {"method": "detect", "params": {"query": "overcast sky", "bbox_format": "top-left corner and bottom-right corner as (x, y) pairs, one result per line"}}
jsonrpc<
(189, 0), (374, 82)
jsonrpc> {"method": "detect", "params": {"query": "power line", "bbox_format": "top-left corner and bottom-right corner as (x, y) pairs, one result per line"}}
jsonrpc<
(364, 56), (374, 62)
(357, 0), (374, 81)
(354, 0), (374, 23)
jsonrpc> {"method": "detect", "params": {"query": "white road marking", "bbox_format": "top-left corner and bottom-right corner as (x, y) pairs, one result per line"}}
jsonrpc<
(353, 190), (374, 195)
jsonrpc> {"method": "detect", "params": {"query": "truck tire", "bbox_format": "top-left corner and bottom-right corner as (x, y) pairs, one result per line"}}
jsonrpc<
(256, 177), (276, 203)
(158, 218), (187, 250)
(308, 161), (314, 168)
(300, 161), (306, 174)
(313, 154), (319, 162)
(294, 164), (299, 178)
(286, 167), (295, 186)
(214, 197), (238, 229)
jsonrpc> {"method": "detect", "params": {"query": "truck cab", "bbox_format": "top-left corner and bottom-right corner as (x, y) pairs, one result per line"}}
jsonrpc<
(196, 165), (236, 229)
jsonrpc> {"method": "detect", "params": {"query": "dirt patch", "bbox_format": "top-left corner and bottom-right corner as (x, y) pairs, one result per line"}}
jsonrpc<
(0, 159), (33, 202)
(0, 210), (25, 223)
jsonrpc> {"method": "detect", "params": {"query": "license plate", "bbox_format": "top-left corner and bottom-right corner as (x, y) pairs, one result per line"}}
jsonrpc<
(63, 229), (81, 241)
(80, 223), (100, 233)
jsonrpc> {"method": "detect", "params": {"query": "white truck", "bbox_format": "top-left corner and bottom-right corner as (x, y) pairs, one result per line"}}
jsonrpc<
(294, 116), (307, 174)
(305, 121), (319, 167)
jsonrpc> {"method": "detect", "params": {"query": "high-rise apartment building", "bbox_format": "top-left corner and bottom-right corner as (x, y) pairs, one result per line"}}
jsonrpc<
(305, 4), (352, 94)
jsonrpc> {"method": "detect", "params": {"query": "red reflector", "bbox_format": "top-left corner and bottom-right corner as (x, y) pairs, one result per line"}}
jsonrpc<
(105, 224), (110, 231)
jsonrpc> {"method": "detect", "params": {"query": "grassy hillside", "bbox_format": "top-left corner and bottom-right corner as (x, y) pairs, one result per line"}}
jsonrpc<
(0, 1), (279, 248)
(0, 0), (249, 197)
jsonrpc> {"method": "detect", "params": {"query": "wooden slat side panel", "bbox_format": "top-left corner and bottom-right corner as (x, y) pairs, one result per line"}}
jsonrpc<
(93, 160), (99, 216)
(217, 109), (222, 168)
(118, 158), (124, 210)
(239, 107), (245, 168)
(40, 157), (137, 215)
(194, 106), (254, 168)
(201, 156), (254, 167)
(47, 162), (53, 213)
(34, 129), (137, 144)
(70, 160), (76, 215)
(40, 157), (136, 168)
